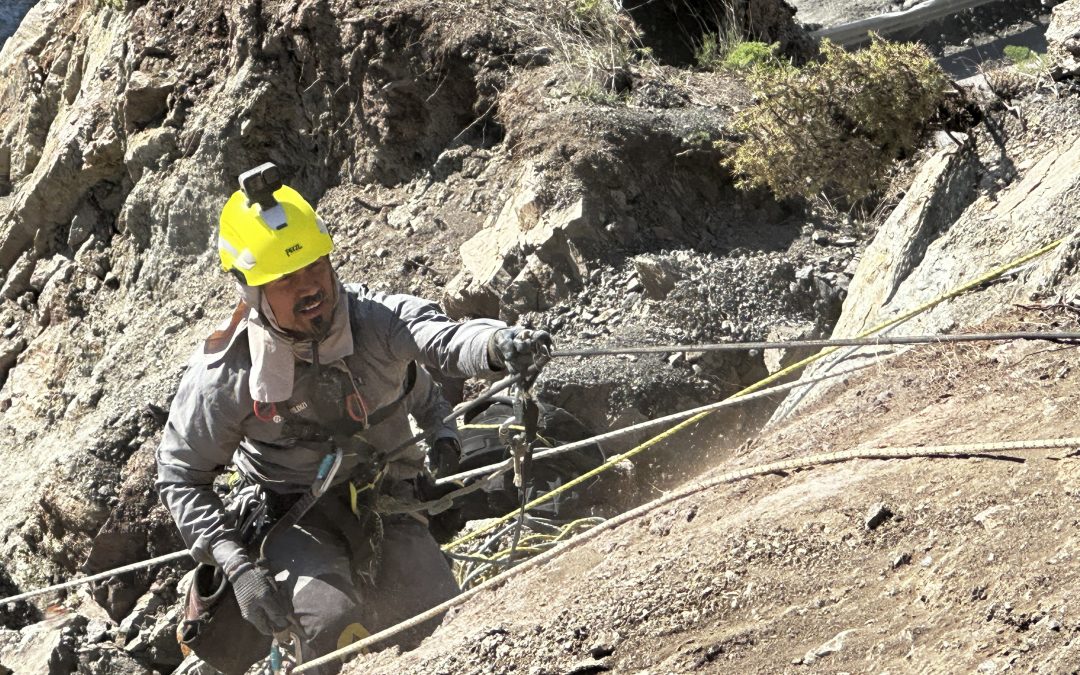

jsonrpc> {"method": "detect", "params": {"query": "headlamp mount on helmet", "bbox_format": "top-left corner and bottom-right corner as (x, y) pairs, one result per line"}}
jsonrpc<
(239, 163), (284, 212)
(219, 163), (334, 286)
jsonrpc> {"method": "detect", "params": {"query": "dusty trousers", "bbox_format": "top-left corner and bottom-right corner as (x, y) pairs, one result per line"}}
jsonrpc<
(184, 511), (460, 675)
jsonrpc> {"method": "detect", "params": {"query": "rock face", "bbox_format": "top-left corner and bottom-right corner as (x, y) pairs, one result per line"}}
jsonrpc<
(0, 0), (822, 632)
(771, 83), (1080, 422)
(1048, 0), (1080, 79)
(443, 163), (589, 321)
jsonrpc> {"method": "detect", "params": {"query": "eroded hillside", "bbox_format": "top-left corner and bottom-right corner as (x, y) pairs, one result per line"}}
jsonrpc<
(0, 0), (1077, 673)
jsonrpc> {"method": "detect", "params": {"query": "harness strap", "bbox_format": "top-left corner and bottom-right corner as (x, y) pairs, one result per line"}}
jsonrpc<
(362, 361), (419, 428)
(204, 301), (249, 354)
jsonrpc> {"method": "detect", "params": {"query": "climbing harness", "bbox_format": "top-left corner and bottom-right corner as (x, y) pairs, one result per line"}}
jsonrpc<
(256, 448), (343, 671)
(262, 449), (343, 547)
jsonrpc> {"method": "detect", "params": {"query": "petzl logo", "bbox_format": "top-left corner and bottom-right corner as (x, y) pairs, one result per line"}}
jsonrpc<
(285, 243), (303, 256)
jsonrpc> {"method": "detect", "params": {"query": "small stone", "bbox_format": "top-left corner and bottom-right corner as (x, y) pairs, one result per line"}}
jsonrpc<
(592, 309), (616, 325)
(835, 236), (857, 246)
(892, 552), (911, 569)
(85, 619), (111, 644)
(590, 643), (615, 659)
(374, 247), (389, 259)
(626, 278), (644, 293)
(864, 503), (893, 530)
(667, 352), (684, 366)
(812, 230), (830, 245)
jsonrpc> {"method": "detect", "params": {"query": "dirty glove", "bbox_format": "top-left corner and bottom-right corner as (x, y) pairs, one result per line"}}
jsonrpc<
(488, 327), (553, 374)
(417, 473), (466, 544)
(228, 563), (290, 636)
(430, 436), (462, 479)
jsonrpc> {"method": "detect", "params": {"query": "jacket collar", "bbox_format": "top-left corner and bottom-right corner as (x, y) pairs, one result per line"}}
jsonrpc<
(245, 281), (353, 403)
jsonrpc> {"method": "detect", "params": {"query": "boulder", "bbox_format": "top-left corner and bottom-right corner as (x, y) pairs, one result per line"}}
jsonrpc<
(0, 337), (26, 385)
(502, 252), (584, 317)
(122, 71), (173, 133)
(631, 255), (682, 300)
(124, 127), (177, 183)
(762, 323), (816, 374)
(0, 252), (34, 300)
(78, 645), (153, 675)
(0, 612), (87, 674)
(443, 163), (590, 320)
(1047, 0), (1080, 80)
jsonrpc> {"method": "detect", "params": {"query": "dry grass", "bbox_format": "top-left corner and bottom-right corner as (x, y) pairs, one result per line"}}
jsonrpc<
(495, 0), (647, 96)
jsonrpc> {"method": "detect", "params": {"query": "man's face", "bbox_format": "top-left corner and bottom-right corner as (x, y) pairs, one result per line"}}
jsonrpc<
(262, 256), (336, 340)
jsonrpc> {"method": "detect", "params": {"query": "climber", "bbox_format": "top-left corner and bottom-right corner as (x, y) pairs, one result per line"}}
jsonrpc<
(155, 162), (552, 674)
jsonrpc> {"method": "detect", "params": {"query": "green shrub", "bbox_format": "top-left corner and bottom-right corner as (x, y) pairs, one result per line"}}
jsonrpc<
(1002, 44), (1045, 74)
(725, 36), (949, 204)
(695, 33), (723, 70)
(1002, 45), (1037, 66)
(723, 41), (780, 71)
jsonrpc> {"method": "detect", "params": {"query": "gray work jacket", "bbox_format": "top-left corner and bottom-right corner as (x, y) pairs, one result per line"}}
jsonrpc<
(155, 284), (504, 569)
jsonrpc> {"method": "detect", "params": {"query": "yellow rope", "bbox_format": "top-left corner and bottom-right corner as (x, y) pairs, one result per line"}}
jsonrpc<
(452, 517), (606, 589)
(444, 238), (1065, 552)
(459, 424), (555, 446)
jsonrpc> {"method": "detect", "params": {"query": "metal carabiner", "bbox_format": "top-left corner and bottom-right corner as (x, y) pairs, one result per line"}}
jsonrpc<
(269, 630), (304, 674)
(311, 448), (344, 499)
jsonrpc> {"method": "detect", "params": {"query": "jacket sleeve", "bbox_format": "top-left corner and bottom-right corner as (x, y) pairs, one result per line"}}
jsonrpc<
(408, 366), (458, 441)
(155, 357), (248, 569)
(372, 291), (507, 377)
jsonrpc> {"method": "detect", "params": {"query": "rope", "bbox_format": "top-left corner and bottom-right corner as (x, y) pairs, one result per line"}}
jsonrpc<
(295, 436), (1080, 672)
(452, 517), (605, 590)
(0, 551), (190, 606)
(552, 330), (1080, 358)
(442, 237), (1068, 549)
(438, 360), (877, 487)
(2, 239), (1066, 612)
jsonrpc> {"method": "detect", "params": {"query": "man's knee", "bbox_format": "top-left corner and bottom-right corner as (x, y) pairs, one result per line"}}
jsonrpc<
(288, 572), (363, 649)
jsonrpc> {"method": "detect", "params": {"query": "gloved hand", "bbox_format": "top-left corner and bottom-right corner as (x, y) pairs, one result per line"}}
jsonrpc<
(488, 327), (553, 374)
(430, 436), (461, 479)
(228, 563), (291, 636)
(416, 473), (466, 544)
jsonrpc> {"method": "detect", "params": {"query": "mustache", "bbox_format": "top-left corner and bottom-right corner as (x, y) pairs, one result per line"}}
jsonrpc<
(293, 290), (327, 314)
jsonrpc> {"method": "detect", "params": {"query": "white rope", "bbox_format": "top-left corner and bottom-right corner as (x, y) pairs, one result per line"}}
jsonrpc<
(296, 436), (1080, 671)
(0, 550), (190, 606)
(436, 359), (884, 485)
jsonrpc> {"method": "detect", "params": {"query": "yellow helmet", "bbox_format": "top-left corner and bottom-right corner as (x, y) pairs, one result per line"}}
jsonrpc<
(217, 163), (334, 287)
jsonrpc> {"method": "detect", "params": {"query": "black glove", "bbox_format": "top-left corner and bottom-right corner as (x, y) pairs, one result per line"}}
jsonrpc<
(416, 473), (466, 544)
(430, 437), (461, 479)
(488, 327), (553, 373)
(229, 563), (291, 636)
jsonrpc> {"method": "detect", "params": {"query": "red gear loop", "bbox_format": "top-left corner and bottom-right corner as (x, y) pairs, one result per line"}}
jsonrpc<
(345, 392), (368, 425)
(253, 401), (279, 422)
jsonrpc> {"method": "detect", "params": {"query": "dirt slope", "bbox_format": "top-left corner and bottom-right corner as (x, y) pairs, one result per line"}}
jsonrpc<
(349, 311), (1080, 674)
